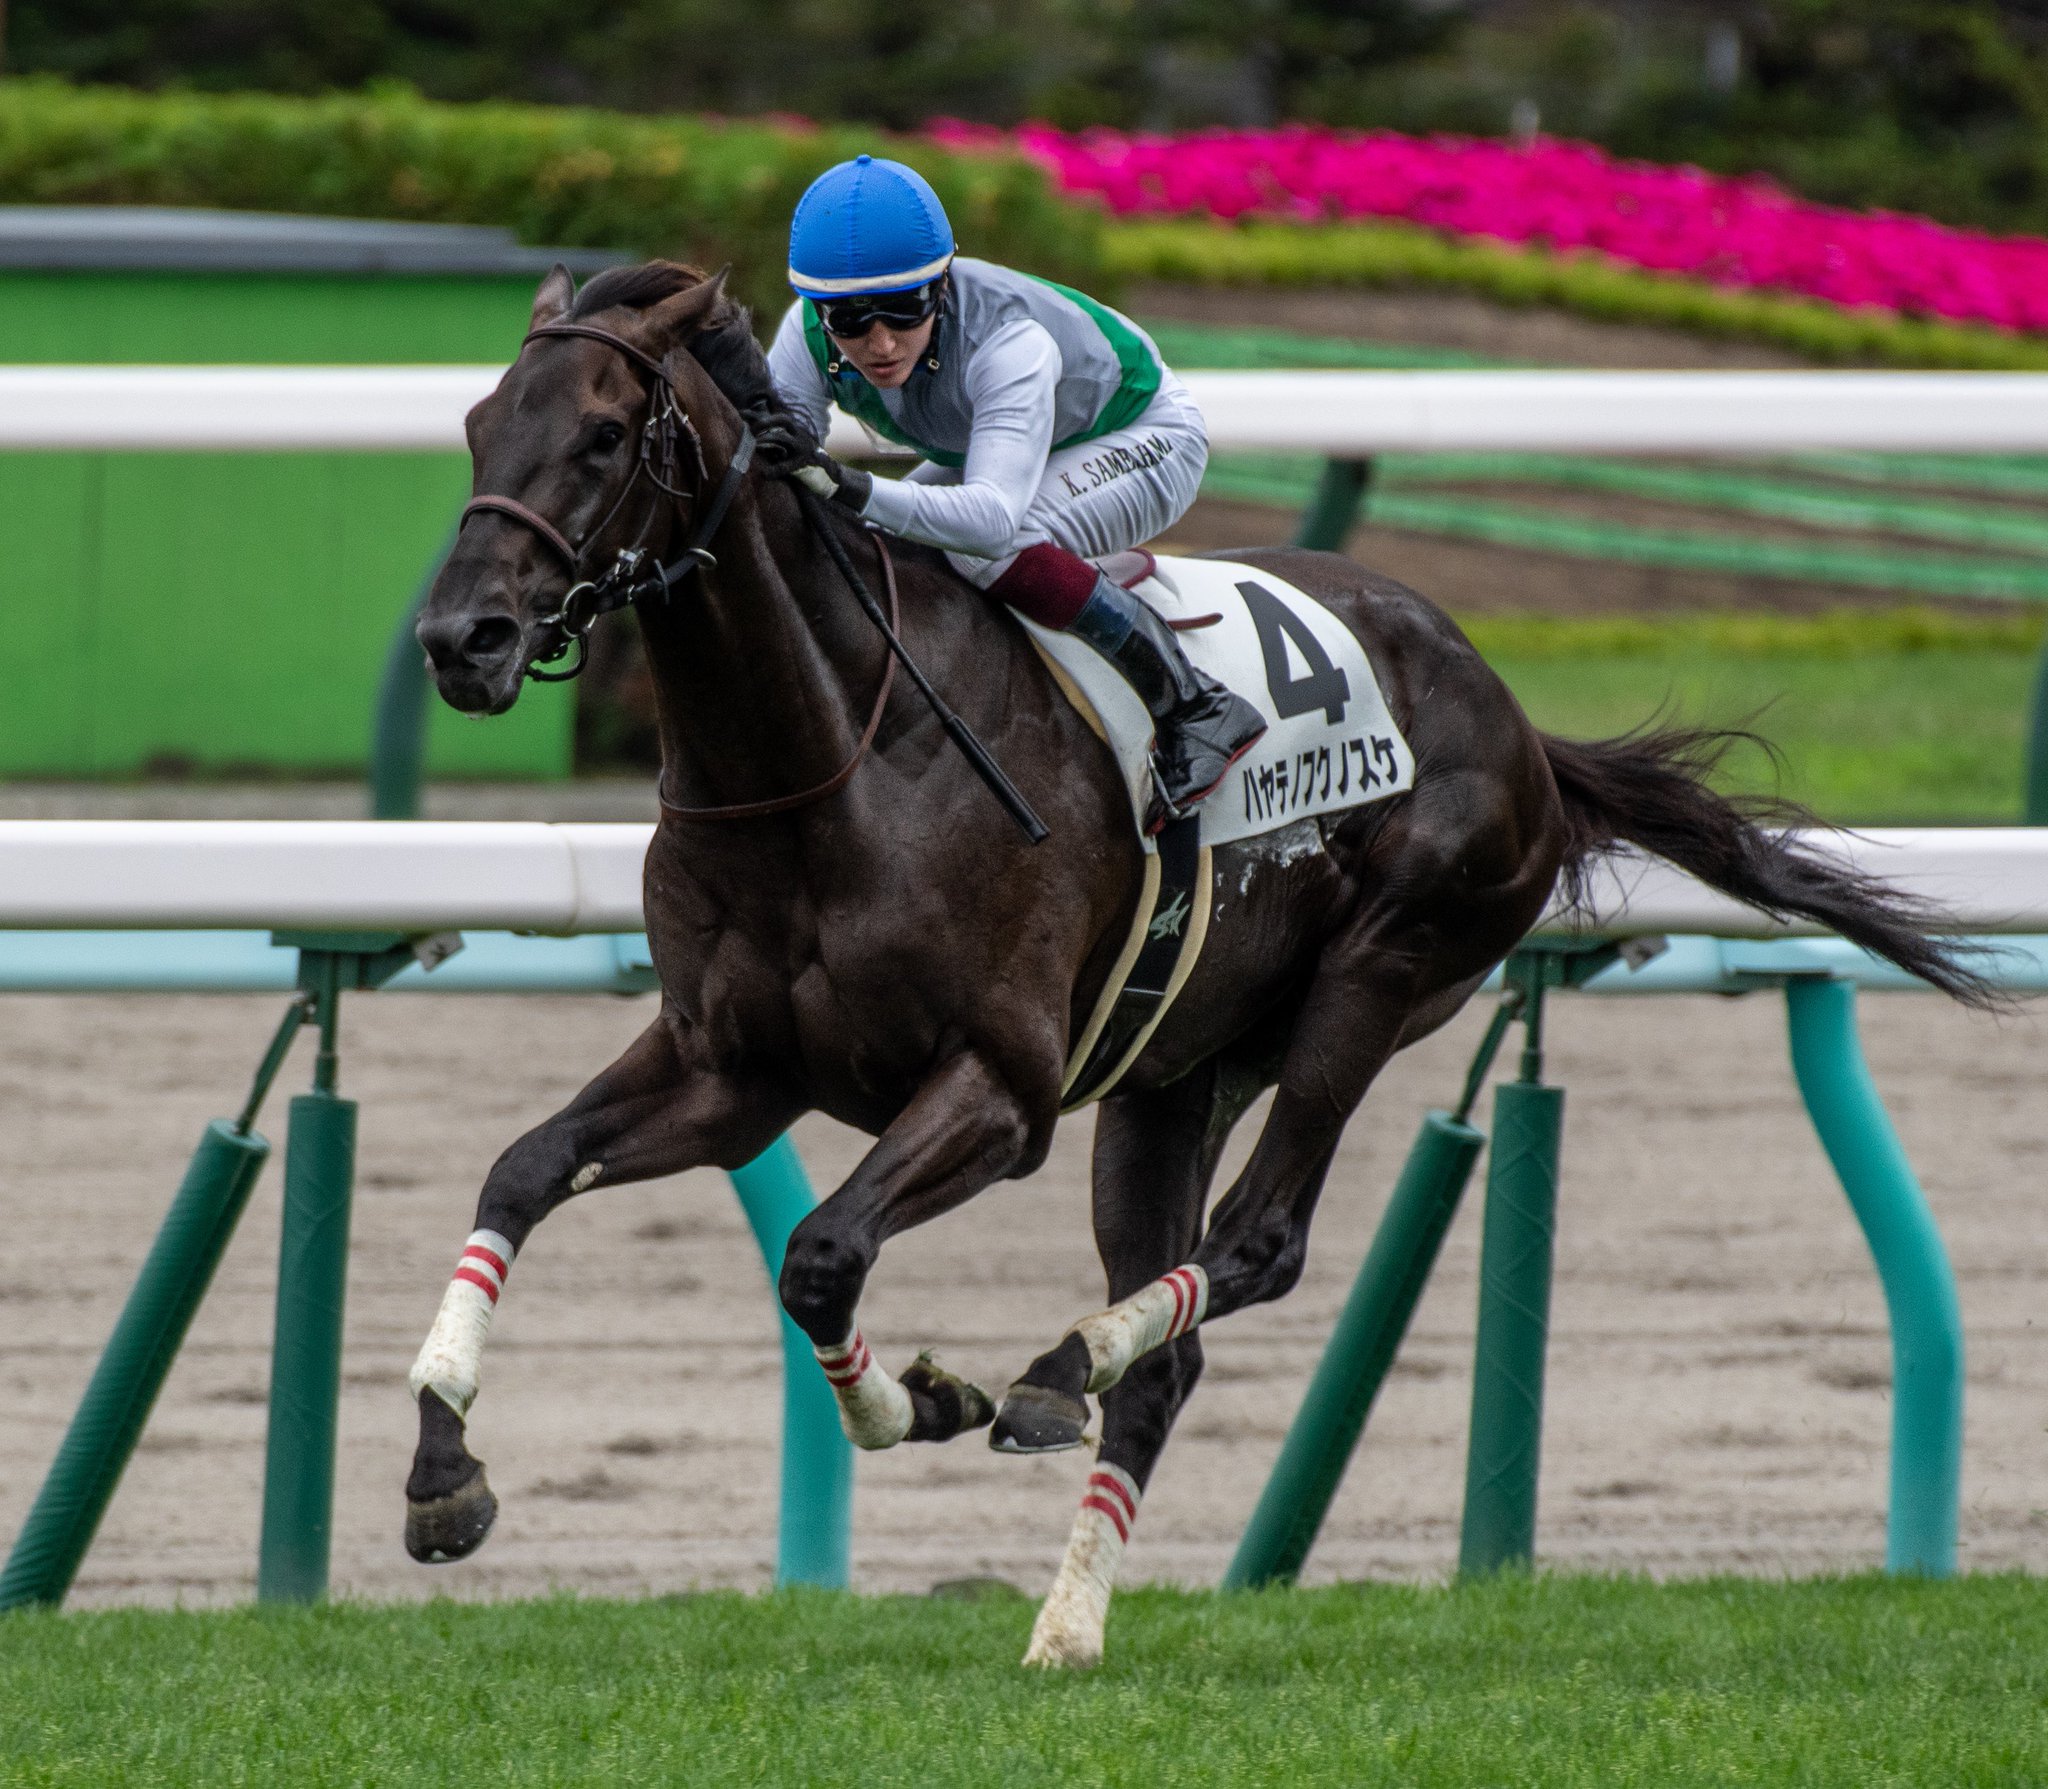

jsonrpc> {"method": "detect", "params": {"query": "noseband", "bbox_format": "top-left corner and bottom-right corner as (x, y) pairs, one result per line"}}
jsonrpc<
(458, 320), (756, 681)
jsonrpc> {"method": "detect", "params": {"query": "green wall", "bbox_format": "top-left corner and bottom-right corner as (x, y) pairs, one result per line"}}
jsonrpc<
(0, 269), (573, 778)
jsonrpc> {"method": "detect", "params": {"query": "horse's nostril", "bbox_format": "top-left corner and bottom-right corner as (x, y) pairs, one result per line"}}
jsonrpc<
(419, 612), (522, 672)
(460, 616), (523, 665)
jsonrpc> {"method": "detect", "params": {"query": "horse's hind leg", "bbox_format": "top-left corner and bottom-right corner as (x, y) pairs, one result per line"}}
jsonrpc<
(996, 934), (1475, 1449)
(1022, 1060), (1257, 1668)
(777, 1048), (1046, 1450)
(405, 1015), (793, 1563)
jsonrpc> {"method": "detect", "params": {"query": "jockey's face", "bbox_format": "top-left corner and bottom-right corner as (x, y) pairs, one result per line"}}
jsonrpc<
(828, 314), (935, 389)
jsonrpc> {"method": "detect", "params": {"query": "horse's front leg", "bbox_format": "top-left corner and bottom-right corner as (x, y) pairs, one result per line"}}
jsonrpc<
(777, 1049), (1044, 1450)
(404, 1014), (795, 1563)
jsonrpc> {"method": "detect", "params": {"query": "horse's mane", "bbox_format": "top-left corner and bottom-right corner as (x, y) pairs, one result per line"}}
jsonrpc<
(572, 259), (797, 437)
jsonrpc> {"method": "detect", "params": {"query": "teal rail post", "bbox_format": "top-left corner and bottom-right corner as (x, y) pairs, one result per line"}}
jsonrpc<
(2026, 635), (2048, 824)
(729, 1137), (855, 1589)
(1293, 458), (1374, 552)
(368, 532), (452, 820)
(1783, 975), (1963, 1575)
(256, 933), (426, 1603)
(1457, 946), (1612, 1577)
(1223, 992), (1522, 1589)
(2, 931), (851, 1607)
(0, 995), (309, 1610)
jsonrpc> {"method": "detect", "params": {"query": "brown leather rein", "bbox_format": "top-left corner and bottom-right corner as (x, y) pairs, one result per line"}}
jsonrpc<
(657, 535), (899, 821)
(459, 318), (897, 824)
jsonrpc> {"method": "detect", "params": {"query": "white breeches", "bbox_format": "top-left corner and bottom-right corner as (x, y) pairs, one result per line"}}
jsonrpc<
(933, 379), (1210, 589)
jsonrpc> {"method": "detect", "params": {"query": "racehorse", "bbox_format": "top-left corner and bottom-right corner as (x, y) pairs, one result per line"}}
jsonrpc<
(404, 261), (1986, 1665)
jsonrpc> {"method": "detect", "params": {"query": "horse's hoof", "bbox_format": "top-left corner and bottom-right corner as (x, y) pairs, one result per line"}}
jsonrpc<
(405, 1465), (498, 1563)
(989, 1382), (1089, 1454)
(903, 1352), (996, 1442)
(1022, 1627), (1103, 1669)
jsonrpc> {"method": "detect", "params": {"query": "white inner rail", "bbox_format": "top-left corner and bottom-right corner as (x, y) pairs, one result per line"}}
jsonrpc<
(0, 821), (2043, 939)
(7, 366), (2048, 455)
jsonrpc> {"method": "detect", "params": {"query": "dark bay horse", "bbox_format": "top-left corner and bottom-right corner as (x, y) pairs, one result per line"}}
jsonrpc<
(404, 261), (1984, 1664)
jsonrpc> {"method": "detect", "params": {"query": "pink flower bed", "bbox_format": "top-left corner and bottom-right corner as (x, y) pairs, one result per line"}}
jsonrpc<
(930, 120), (2048, 334)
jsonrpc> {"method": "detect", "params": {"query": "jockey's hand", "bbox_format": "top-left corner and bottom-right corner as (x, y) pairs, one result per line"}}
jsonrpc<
(747, 408), (820, 475)
(790, 450), (874, 513)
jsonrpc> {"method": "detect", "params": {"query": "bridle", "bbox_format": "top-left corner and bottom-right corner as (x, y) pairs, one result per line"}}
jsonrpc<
(457, 320), (756, 683)
(453, 315), (906, 825)
(451, 308), (1041, 841)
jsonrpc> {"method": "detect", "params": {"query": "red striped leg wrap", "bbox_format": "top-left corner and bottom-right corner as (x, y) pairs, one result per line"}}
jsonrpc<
(1072, 1264), (1210, 1395)
(815, 1330), (876, 1390)
(815, 1327), (913, 1450)
(1079, 1465), (1141, 1543)
(1024, 1462), (1143, 1668)
(408, 1229), (516, 1417)
(452, 1236), (511, 1305)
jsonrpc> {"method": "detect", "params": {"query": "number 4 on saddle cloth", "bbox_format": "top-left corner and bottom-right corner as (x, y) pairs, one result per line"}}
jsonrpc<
(1022, 553), (1416, 1110)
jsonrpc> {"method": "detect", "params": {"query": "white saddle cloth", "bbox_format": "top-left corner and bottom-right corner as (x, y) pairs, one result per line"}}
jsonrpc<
(1022, 555), (1416, 850)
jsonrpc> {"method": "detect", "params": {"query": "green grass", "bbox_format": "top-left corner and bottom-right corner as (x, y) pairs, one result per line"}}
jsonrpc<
(1455, 610), (2047, 824)
(4, 1577), (2045, 1787)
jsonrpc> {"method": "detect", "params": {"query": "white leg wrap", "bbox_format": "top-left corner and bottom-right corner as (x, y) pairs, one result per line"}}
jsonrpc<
(1023, 1462), (1140, 1669)
(407, 1229), (514, 1419)
(1070, 1265), (1208, 1394)
(816, 1327), (914, 1451)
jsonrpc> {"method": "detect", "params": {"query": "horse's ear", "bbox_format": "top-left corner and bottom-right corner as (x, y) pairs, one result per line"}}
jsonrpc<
(530, 264), (576, 331)
(641, 266), (732, 348)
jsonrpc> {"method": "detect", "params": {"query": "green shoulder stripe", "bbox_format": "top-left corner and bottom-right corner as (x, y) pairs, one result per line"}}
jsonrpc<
(800, 301), (965, 467)
(1025, 275), (1164, 447)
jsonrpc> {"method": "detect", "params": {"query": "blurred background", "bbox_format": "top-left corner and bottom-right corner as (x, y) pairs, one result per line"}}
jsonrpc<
(7, 1), (2048, 821)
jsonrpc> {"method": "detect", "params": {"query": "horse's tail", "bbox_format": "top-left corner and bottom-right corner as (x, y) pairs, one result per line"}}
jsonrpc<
(1539, 723), (1998, 1008)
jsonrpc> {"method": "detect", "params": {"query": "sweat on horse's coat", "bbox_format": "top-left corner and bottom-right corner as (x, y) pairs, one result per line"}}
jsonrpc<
(408, 1230), (515, 1419)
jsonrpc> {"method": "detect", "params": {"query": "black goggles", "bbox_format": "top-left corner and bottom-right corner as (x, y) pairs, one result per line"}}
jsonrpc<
(817, 283), (943, 339)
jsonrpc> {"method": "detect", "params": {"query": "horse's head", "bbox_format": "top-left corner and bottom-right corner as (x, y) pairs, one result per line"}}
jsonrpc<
(417, 261), (748, 714)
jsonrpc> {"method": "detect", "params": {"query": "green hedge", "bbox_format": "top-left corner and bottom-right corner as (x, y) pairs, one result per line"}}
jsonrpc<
(12, 78), (2048, 370)
(1105, 218), (2048, 372)
(0, 79), (1102, 322)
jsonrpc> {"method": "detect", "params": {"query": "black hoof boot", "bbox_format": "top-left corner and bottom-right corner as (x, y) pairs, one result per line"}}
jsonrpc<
(989, 1382), (1090, 1454)
(404, 1391), (499, 1564)
(903, 1352), (997, 1443)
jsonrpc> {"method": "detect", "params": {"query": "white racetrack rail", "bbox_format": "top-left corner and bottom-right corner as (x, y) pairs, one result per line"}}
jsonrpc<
(0, 821), (2044, 939)
(6, 366), (2048, 456)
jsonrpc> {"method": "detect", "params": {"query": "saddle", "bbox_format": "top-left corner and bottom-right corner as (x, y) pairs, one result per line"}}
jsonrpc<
(1036, 552), (1417, 1109)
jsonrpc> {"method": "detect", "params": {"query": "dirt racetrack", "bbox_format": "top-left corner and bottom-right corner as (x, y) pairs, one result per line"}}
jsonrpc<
(4, 981), (2045, 1610)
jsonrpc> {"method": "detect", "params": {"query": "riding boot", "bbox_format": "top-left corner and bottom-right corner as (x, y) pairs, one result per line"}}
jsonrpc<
(1069, 573), (1267, 825)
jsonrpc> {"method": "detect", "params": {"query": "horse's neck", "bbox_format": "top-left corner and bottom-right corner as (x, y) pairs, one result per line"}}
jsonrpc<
(639, 483), (881, 807)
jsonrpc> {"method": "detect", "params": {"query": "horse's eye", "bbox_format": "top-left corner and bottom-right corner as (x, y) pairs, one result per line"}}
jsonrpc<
(589, 421), (627, 454)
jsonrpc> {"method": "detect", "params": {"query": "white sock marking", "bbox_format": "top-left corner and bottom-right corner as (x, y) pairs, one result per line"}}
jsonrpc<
(569, 1162), (603, 1193)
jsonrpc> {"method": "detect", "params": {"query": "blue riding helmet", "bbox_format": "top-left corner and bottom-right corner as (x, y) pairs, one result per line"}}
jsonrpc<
(788, 154), (955, 298)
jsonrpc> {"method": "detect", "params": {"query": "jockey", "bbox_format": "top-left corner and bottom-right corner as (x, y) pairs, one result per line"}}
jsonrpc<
(761, 153), (1267, 823)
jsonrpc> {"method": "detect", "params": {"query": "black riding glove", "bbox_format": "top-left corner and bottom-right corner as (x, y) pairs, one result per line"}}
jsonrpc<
(748, 408), (821, 475)
(792, 450), (874, 514)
